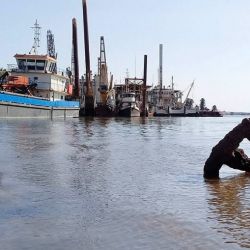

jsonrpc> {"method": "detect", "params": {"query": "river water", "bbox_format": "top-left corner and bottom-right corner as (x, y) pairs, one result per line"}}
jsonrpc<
(1, 116), (250, 250)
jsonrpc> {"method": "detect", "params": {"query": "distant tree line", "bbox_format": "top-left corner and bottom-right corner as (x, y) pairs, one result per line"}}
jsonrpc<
(200, 98), (206, 110)
(200, 98), (218, 111)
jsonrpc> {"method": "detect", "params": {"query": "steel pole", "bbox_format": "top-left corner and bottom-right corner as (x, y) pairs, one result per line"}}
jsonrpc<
(72, 18), (79, 98)
(82, 0), (94, 115)
(141, 55), (147, 117)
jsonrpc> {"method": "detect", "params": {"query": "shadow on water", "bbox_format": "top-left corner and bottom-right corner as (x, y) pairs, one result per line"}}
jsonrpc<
(205, 173), (250, 248)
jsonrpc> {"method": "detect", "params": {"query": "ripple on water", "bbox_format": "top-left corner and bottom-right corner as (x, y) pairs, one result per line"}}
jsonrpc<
(0, 116), (249, 250)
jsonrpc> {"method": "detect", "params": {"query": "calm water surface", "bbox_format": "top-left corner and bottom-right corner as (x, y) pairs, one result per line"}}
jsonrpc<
(1, 116), (250, 249)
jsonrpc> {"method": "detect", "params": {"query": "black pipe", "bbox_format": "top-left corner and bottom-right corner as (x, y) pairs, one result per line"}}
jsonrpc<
(72, 18), (79, 98)
(141, 55), (147, 117)
(82, 0), (94, 115)
(82, 0), (91, 89)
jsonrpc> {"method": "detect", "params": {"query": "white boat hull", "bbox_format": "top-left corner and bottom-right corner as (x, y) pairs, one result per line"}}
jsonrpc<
(118, 106), (140, 117)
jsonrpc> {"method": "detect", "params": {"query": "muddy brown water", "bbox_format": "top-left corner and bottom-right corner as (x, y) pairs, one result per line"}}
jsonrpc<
(0, 116), (249, 249)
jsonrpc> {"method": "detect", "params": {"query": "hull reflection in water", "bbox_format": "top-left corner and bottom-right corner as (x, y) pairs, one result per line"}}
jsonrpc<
(206, 173), (250, 248)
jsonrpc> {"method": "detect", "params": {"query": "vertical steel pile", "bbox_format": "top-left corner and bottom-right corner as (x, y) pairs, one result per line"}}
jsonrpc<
(159, 44), (163, 88)
(72, 18), (79, 98)
(159, 44), (163, 102)
(141, 55), (147, 117)
(82, 0), (94, 116)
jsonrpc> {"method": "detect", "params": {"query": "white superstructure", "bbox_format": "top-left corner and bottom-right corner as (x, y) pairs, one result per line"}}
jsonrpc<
(10, 54), (69, 101)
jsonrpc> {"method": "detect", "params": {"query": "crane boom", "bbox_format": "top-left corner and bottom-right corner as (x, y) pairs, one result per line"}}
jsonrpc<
(184, 81), (194, 105)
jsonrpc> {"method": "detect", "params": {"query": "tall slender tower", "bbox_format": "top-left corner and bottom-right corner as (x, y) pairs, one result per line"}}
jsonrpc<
(99, 36), (108, 85)
(159, 44), (163, 90)
(29, 20), (41, 55)
(72, 18), (80, 98)
(82, 0), (94, 115)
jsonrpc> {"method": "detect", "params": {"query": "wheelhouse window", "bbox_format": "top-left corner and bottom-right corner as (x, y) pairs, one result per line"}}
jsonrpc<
(36, 60), (45, 71)
(100, 85), (108, 91)
(17, 59), (26, 70)
(48, 62), (56, 73)
(27, 59), (36, 70)
(122, 93), (135, 98)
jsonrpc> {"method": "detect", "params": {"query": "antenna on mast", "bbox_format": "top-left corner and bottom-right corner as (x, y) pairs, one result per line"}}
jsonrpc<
(29, 20), (41, 55)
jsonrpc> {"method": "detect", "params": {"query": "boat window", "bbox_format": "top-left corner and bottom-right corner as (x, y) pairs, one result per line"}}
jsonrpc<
(47, 62), (56, 73)
(32, 77), (38, 84)
(50, 62), (57, 73)
(122, 93), (135, 98)
(27, 59), (36, 70)
(49, 62), (54, 72)
(100, 85), (108, 91)
(46, 62), (51, 72)
(17, 59), (26, 70)
(36, 60), (45, 71)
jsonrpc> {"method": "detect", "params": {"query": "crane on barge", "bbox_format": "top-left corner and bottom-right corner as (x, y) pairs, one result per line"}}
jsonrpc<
(94, 36), (116, 116)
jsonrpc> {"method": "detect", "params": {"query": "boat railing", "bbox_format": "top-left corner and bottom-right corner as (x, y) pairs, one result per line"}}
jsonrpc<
(57, 68), (68, 77)
(8, 64), (68, 77)
(7, 64), (18, 72)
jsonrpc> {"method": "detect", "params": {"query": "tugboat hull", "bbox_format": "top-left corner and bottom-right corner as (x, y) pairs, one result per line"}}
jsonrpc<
(95, 105), (117, 117)
(118, 107), (140, 117)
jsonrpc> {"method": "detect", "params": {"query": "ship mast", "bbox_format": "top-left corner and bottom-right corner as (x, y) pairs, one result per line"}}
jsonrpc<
(29, 20), (41, 55)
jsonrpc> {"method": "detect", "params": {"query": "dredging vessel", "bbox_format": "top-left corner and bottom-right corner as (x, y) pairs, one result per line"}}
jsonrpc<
(0, 21), (79, 118)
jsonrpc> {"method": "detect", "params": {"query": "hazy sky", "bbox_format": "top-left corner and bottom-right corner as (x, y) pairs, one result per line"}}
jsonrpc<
(2, 0), (250, 111)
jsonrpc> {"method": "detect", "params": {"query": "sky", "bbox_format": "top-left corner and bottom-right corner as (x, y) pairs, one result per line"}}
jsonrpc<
(2, 0), (250, 112)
